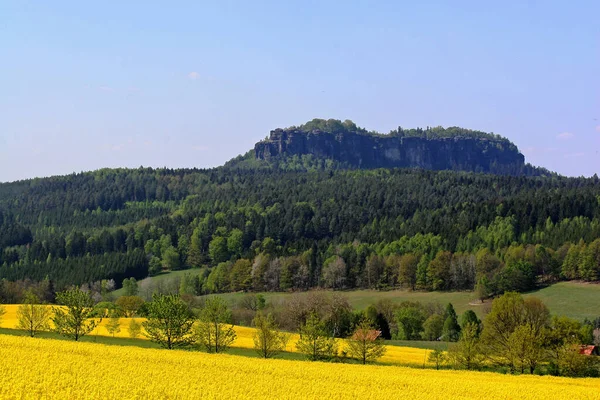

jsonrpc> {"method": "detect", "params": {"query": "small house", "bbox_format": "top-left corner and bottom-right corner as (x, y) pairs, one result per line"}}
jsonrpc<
(578, 345), (599, 356)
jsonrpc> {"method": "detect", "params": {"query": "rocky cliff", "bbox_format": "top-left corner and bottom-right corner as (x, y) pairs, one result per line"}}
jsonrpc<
(254, 128), (526, 175)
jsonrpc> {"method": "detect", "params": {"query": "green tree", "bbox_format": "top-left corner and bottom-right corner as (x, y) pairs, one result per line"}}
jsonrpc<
(122, 278), (139, 296)
(161, 246), (181, 270)
(187, 228), (205, 267)
(428, 348), (447, 370)
(345, 318), (386, 364)
(227, 229), (244, 259)
(128, 318), (142, 338)
(422, 314), (444, 341)
(230, 259), (252, 292)
(252, 312), (286, 358)
(115, 296), (144, 317)
(52, 288), (98, 341)
(209, 236), (229, 264)
(474, 276), (492, 303)
(442, 304), (461, 342)
(149, 256), (163, 276)
(448, 322), (483, 370)
(296, 312), (337, 361)
(143, 294), (196, 349)
(481, 293), (549, 368)
(507, 324), (545, 374)
(196, 297), (237, 353)
(397, 254), (418, 290)
(17, 291), (51, 337)
(428, 251), (452, 291)
(460, 310), (481, 335)
(395, 305), (426, 340)
(105, 316), (121, 337)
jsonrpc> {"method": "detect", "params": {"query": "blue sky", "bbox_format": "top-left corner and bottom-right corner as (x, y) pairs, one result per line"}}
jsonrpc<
(1, 0), (599, 182)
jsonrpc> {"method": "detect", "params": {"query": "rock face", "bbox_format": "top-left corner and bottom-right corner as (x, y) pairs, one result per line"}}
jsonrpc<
(254, 128), (526, 174)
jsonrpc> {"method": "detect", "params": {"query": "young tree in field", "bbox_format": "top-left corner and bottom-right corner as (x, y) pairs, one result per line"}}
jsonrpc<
(143, 294), (196, 349)
(52, 288), (98, 341)
(121, 278), (139, 296)
(252, 312), (286, 358)
(128, 318), (142, 338)
(17, 291), (51, 337)
(428, 348), (447, 370)
(105, 316), (121, 338)
(448, 322), (483, 370)
(345, 318), (386, 364)
(296, 312), (337, 361)
(196, 297), (236, 353)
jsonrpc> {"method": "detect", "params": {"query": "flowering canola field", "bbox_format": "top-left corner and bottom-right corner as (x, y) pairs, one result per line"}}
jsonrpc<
(0, 305), (432, 366)
(1, 334), (599, 400)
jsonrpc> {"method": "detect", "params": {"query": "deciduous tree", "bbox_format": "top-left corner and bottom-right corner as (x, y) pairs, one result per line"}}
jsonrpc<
(296, 312), (337, 361)
(17, 291), (51, 337)
(105, 316), (121, 337)
(252, 312), (286, 358)
(196, 297), (236, 353)
(143, 294), (195, 349)
(345, 318), (386, 364)
(52, 288), (98, 341)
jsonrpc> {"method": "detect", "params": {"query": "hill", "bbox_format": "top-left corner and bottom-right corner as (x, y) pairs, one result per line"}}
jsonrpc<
(0, 120), (598, 303)
(228, 119), (551, 176)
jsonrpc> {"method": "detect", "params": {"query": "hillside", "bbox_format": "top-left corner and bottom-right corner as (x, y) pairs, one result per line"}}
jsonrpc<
(0, 119), (598, 303)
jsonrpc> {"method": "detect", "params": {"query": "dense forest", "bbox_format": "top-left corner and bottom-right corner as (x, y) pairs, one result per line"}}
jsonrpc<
(1, 157), (600, 300)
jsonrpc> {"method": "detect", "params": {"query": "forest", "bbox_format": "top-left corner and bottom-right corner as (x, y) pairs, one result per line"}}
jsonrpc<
(1, 162), (600, 300)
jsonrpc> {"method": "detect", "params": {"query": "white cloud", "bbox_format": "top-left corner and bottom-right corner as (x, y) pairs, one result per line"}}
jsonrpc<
(557, 132), (574, 140)
(188, 72), (199, 80)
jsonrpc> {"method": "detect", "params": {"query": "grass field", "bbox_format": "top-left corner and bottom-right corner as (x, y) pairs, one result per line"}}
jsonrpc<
(522, 281), (600, 321)
(215, 281), (600, 320)
(113, 267), (600, 320)
(2, 334), (599, 400)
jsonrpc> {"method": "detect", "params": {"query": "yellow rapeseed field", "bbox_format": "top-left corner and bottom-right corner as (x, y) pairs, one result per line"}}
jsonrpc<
(0, 304), (432, 366)
(1, 334), (599, 400)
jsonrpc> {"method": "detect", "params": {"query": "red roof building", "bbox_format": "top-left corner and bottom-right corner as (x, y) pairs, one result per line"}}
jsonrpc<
(578, 345), (599, 356)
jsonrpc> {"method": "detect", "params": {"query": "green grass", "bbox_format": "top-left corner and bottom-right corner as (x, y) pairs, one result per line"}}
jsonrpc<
(116, 269), (600, 321)
(522, 281), (600, 321)
(216, 282), (600, 321)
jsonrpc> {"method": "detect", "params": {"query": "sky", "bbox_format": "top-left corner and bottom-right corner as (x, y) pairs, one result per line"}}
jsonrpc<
(1, 1), (599, 182)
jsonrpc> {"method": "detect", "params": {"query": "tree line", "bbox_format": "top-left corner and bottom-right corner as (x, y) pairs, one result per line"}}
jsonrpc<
(2, 287), (598, 376)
